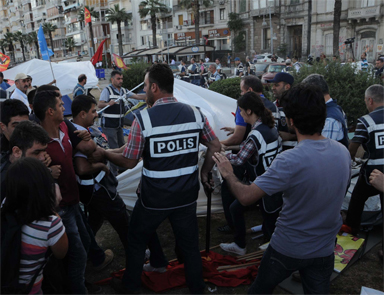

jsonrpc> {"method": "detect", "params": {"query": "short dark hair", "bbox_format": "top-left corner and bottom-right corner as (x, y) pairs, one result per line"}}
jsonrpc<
(0, 99), (29, 126)
(78, 74), (87, 83)
(0, 72), (3, 78)
(301, 74), (329, 95)
(242, 76), (263, 93)
(111, 70), (122, 79)
(9, 120), (50, 155)
(238, 92), (275, 128)
(3, 157), (57, 224)
(27, 88), (37, 106)
(293, 56), (298, 60)
(146, 64), (174, 94)
(33, 85), (61, 121)
(282, 84), (326, 135)
(200, 59), (204, 63)
(72, 95), (97, 118)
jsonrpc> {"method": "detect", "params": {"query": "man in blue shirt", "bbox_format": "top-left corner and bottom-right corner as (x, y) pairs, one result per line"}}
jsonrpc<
(73, 74), (87, 98)
(0, 72), (11, 90)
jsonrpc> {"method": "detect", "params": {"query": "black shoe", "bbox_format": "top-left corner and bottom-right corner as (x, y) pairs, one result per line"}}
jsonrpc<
(217, 225), (233, 234)
(85, 281), (103, 294)
(110, 277), (140, 294)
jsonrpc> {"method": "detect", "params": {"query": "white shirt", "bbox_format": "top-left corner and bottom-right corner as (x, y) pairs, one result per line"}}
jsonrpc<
(205, 57), (210, 63)
(10, 87), (31, 113)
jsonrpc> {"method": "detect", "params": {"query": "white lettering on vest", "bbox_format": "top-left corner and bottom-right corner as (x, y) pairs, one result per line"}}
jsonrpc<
(375, 131), (384, 149)
(150, 133), (200, 158)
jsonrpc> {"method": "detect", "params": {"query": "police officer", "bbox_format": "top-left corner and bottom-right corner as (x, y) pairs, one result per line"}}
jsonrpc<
(98, 64), (221, 294)
(207, 64), (221, 87)
(179, 60), (189, 82)
(73, 74), (87, 98)
(188, 58), (200, 86)
(234, 57), (244, 77)
(346, 84), (384, 233)
(97, 70), (145, 175)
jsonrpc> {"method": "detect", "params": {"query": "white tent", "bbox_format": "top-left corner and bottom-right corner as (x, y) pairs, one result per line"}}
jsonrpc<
(116, 79), (237, 216)
(3, 59), (98, 96)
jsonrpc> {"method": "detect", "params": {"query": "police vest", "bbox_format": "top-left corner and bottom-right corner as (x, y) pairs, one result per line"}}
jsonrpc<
(209, 72), (220, 82)
(245, 124), (283, 213)
(134, 102), (205, 210)
(275, 106), (297, 150)
(261, 95), (279, 128)
(326, 100), (349, 148)
(72, 85), (86, 98)
(188, 64), (199, 79)
(359, 107), (384, 183)
(101, 86), (128, 128)
(235, 63), (244, 76)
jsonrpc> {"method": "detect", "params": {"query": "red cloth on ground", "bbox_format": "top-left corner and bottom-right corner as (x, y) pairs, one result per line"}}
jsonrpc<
(95, 251), (259, 292)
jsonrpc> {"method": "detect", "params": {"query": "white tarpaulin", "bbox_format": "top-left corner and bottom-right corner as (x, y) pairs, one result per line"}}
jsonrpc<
(117, 79), (237, 215)
(3, 59), (98, 96)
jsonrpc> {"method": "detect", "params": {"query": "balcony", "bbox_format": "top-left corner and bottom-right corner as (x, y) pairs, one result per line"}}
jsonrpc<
(21, 0), (30, 4)
(348, 5), (381, 22)
(25, 26), (35, 33)
(45, 0), (60, 8)
(47, 13), (64, 21)
(183, 17), (214, 27)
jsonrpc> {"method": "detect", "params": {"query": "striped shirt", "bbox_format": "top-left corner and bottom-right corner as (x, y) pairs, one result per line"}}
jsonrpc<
(351, 120), (369, 144)
(19, 215), (65, 294)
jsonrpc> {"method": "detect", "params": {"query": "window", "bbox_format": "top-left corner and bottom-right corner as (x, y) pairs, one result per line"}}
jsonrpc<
(325, 33), (333, 55)
(361, 0), (375, 7)
(326, 0), (334, 12)
(253, 0), (259, 9)
(290, 0), (299, 3)
(263, 28), (270, 50)
(223, 39), (227, 44)
(239, 0), (246, 12)
(178, 14), (183, 25)
(141, 36), (145, 45)
(220, 8), (225, 20)
(260, 0), (266, 8)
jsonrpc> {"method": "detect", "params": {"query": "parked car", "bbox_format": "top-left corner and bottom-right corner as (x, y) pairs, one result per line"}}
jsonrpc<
(255, 53), (285, 63)
(254, 62), (271, 79)
(261, 63), (287, 84)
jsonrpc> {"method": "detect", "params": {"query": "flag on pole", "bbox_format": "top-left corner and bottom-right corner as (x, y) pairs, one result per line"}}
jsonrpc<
(38, 25), (54, 60)
(0, 52), (11, 72)
(112, 54), (127, 70)
(91, 38), (107, 66)
(84, 7), (91, 24)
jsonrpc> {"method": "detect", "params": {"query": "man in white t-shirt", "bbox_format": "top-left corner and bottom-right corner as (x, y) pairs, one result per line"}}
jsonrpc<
(10, 73), (31, 113)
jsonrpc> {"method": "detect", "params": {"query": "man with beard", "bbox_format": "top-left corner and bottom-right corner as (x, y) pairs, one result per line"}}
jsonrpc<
(11, 73), (31, 113)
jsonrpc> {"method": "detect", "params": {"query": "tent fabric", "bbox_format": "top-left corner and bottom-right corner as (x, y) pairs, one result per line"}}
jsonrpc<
(116, 79), (237, 215)
(3, 59), (99, 96)
(62, 95), (73, 116)
(95, 251), (259, 292)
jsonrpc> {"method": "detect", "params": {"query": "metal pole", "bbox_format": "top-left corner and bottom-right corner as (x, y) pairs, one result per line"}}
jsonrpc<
(205, 172), (213, 254)
(269, 4), (273, 54)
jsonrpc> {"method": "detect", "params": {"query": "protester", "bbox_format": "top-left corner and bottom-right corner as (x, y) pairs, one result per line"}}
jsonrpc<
(245, 56), (254, 76)
(219, 92), (282, 255)
(292, 56), (301, 72)
(234, 57), (244, 77)
(94, 64), (221, 293)
(346, 84), (384, 234)
(361, 52), (368, 72)
(0, 71), (11, 90)
(302, 74), (349, 148)
(73, 74), (87, 98)
(2, 157), (68, 294)
(10, 73), (30, 113)
(374, 57), (384, 79)
(205, 55), (210, 63)
(213, 84), (351, 294)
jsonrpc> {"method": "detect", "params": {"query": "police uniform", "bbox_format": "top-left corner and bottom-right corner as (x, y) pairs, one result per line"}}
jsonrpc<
(180, 65), (189, 82)
(188, 63), (200, 86)
(121, 98), (215, 293)
(208, 71), (221, 85)
(346, 106), (384, 230)
(235, 62), (244, 76)
(273, 103), (297, 150)
(72, 83), (86, 98)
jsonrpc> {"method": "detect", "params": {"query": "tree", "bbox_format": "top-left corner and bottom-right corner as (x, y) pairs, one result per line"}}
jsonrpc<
(26, 32), (40, 59)
(178, 0), (213, 45)
(333, 0), (342, 57)
(227, 13), (245, 53)
(3, 32), (15, 62)
(13, 31), (27, 62)
(138, 0), (169, 48)
(42, 22), (58, 53)
(0, 39), (8, 55)
(64, 37), (75, 53)
(106, 4), (131, 57)
(78, 6), (99, 54)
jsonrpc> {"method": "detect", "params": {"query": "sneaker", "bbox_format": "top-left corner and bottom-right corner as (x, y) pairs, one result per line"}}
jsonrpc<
(94, 249), (114, 271)
(220, 242), (246, 256)
(143, 263), (167, 273)
(217, 225), (233, 234)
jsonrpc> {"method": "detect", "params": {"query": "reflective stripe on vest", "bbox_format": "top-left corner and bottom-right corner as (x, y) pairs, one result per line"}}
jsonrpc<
(143, 164), (199, 178)
(76, 170), (106, 186)
(362, 114), (384, 134)
(102, 113), (125, 118)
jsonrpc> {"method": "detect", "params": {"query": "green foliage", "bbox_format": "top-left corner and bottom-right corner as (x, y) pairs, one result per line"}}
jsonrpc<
(277, 43), (288, 57)
(227, 13), (243, 33)
(234, 31), (246, 52)
(209, 77), (241, 100)
(292, 61), (382, 127)
(121, 62), (148, 91)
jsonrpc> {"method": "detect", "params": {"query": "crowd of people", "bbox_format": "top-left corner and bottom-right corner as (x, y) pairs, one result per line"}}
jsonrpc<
(0, 59), (383, 295)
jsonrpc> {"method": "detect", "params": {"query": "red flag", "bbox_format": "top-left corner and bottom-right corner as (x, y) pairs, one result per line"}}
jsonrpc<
(0, 52), (11, 72)
(112, 53), (127, 70)
(91, 38), (107, 66)
(84, 7), (91, 24)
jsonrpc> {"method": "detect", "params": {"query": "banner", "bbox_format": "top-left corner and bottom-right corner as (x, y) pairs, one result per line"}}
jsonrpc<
(91, 38), (107, 66)
(84, 7), (91, 24)
(37, 25), (54, 61)
(334, 232), (365, 273)
(112, 53), (127, 69)
(0, 52), (11, 72)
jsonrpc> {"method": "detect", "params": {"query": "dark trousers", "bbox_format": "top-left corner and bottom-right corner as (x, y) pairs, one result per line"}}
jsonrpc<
(346, 174), (384, 230)
(248, 245), (334, 294)
(122, 200), (205, 294)
(87, 189), (130, 254)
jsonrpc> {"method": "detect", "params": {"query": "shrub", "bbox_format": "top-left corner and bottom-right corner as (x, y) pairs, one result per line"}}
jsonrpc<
(122, 62), (149, 92)
(292, 62), (382, 127)
(209, 77), (242, 100)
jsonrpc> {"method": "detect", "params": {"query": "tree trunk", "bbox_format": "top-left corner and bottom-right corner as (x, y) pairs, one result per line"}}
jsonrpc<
(1, 45), (5, 54)
(35, 41), (40, 59)
(117, 22), (123, 57)
(333, 0), (342, 57)
(10, 43), (15, 62)
(194, 1), (200, 45)
(49, 32), (55, 53)
(89, 22), (95, 53)
(151, 15), (157, 47)
(20, 41), (26, 62)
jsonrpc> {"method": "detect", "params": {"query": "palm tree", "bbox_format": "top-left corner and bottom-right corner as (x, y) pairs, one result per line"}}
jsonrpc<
(138, 0), (169, 48)
(78, 6), (99, 54)
(26, 31), (40, 59)
(0, 39), (8, 55)
(3, 32), (15, 62)
(64, 37), (75, 53)
(13, 31), (27, 62)
(179, 0), (213, 45)
(106, 4), (131, 57)
(42, 22), (58, 53)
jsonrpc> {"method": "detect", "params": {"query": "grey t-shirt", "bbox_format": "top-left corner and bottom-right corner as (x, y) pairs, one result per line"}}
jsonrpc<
(254, 138), (351, 259)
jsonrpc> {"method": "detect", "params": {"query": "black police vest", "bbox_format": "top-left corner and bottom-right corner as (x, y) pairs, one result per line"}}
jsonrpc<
(134, 101), (205, 210)
(275, 106), (297, 150)
(101, 86), (128, 128)
(326, 100), (349, 148)
(359, 106), (384, 183)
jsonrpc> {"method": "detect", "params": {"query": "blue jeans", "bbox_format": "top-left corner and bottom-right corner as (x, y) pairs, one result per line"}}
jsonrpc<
(58, 204), (87, 294)
(248, 245), (334, 294)
(122, 200), (205, 294)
